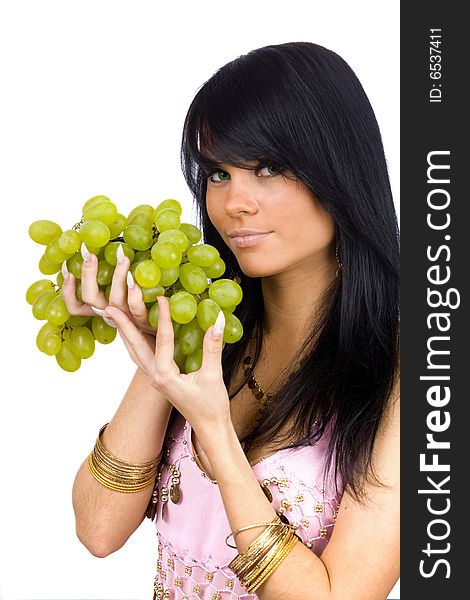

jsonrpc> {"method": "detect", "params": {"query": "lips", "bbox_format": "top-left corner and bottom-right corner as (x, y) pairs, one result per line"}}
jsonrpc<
(229, 232), (272, 248)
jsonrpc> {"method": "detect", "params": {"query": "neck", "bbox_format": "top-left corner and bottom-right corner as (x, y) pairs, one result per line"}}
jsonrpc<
(260, 254), (337, 348)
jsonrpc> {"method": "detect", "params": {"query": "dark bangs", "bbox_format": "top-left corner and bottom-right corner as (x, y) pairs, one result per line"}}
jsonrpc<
(180, 47), (312, 198)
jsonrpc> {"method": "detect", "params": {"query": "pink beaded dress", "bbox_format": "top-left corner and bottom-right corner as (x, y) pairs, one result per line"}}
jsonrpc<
(152, 413), (343, 599)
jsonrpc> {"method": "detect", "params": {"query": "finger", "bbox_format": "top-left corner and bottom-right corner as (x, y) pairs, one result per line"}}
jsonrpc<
(80, 244), (107, 308)
(108, 245), (131, 307)
(154, 296), (176, 368)
(126, 271), (154, 333)
(61, 264), (95, 316)
(118, 331), (147, 371)
(105, 305), (156, 368)
(200, 309), (225, 375)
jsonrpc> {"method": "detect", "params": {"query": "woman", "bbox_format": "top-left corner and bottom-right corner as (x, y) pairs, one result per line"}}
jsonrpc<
(66, 42), (400, 599)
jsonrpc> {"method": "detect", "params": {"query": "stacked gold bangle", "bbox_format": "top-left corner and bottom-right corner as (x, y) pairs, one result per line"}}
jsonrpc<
(228, 516), (298, 593)
(87, 424), (161, 493)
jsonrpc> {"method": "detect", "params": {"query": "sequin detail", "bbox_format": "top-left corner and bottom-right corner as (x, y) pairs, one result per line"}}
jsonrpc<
(152, 414), (342, 598)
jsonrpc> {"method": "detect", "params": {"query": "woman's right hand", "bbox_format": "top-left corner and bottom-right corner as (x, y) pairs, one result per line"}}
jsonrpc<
(61, 244), (156, 368)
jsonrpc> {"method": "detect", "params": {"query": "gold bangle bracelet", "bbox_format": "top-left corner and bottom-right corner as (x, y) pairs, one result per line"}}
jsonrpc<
(86, 424), (162, 494)
(246, 532), (298, 593)
(240, 527), (292, 585)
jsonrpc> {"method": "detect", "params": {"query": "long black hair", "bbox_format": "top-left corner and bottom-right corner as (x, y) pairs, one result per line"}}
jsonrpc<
(180, 42), (399, 500)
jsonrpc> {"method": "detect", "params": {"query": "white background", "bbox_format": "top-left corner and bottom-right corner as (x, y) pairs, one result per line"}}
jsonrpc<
(0, 1), (400, 598)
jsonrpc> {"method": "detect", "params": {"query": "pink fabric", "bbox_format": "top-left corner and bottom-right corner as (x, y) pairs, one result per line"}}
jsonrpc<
(153, 414), (342, 599)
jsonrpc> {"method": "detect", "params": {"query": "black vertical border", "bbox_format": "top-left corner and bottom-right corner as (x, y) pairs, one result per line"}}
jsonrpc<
(401, 3), (467, 598)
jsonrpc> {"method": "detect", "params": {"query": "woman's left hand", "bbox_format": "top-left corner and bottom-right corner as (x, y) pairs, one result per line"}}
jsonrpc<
(104, 296), (231, 440)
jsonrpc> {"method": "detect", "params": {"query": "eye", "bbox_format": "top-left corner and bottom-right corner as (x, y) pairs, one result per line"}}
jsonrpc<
(208, 170), (231, 183)
(257, 165), (282, 177)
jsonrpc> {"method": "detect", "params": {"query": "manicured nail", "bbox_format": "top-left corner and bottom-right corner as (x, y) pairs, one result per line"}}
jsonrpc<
(81, 242), (91, 262)
(116, 243), (125, 265)
(91, 306), (107, 316)
(213, 309), (225, 338)
(61, 260), (70, 281)
(127, 271), (135, 289)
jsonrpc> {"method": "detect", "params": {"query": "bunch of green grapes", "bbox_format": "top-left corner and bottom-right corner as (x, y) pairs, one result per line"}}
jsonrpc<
(27, 196), (243, 373)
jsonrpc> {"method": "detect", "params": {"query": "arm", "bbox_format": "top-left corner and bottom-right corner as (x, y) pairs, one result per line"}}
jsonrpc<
(63, 248), (172, 556)
(104, 296), (399, 598)
(72, 367), (173, 557)
(200, 389), (400, 600)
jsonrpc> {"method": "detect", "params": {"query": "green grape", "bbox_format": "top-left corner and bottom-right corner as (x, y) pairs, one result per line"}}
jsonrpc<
(148, 302), (159, 329)
(123, 224), (153, 250)
(222, 313), (243, 343)
(67, 252), (83, 278)
(203, 257), (226, 279)
(29, 220), (62, 245)
(75, 280), (83, 302)
(169, 291), (198, 324)
(92, 316), (117, 344)
(173, 321), (183, 339)
(128, 212), (153, 229)
(66, 315), (90, 327)
(45, 240), (70, 264)
(141, 285), (165, 303)
(108, 213), (127, 239)
(179, 222), (202, 245)
(56, 339), (81, 372)
(129, 262), (139, 280)
(42, 334), (62, 356)
(158, 266), (180, 287)
(82, 195), (110, 214)
(79, 220), (111, 247)
(151, 242), (181, 269)
(208, 278), (243, 308)
(87, 245), (105, 257)
(133, 249), (152, 263)
(179, 263), (208, 294)
(45, 294), (70, 325)
(156, 209), (180, 232)
(179, 318), (205, 355)
(36, 322), (61, 351)
(104, 241), (135, 266)
(222, 304), (235, 314)
(185, 349), (203, 373)
(83, 201), (118, 225)
(104, 283), (112, 301)
(32, 290), (58, 320)
(135, 260), (161, 288)
(157, 229), (189, 253)
(58, 229), (81, 254)
(26, 279), (55, 305)
(196, 298), (222, 331)
(39, 254), (62, 275)
(173, 338), (187, 372)
(128, 204), (155, 221)
(56, 271), (64, 287)
(187, 244), (220, 267)
(154, 199), (182, 218)
(97, 260), (115, 286)
(70, 326), (95, 358)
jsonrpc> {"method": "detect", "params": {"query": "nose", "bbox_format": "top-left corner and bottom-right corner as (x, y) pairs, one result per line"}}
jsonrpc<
(223, 172), (259, 217)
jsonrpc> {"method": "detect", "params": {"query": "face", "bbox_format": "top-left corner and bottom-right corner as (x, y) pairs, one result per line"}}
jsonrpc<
(205, 162), (336, 279)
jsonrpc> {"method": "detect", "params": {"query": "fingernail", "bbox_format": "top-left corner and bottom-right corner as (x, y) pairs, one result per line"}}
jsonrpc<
(91, 306), (107, 316)
(116, 243), (125, 264)
(61, 260), (70, 281)
(103, 316), (117, 328)
(127, 271), (135, 289)
(81, 242), (91, 262)
(213, 309), (225, 338)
